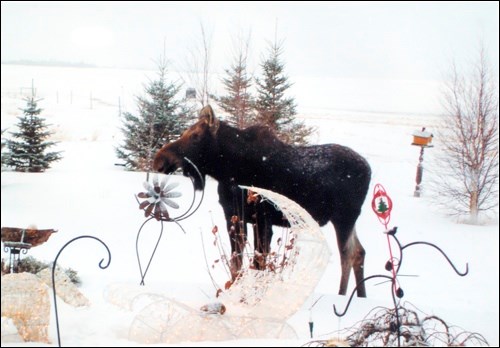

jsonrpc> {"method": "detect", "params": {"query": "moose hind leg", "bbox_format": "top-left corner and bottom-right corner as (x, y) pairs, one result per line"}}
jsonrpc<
(338, 248), (352, 296)
(351, 229), (366, 297)
(335, 222), (366, 298)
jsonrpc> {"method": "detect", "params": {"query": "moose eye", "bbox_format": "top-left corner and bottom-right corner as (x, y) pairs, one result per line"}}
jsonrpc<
(190, 133), (200, 141)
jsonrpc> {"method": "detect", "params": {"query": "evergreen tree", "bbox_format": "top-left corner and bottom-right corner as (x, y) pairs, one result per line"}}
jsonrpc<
(5, 92), (62, 172)
(1, 129), (8, 169)
(218, 44), (255, 128)
(254, 40), (314, 145)
(116, 60), (194, 171)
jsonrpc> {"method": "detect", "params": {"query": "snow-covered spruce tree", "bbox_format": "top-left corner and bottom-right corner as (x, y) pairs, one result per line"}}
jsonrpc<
(217, 35), (255, 128)
(1, 128), (8, 169)
(116, 60), (194, 171)
(254, 40), (314, 145)
(5, 93), (62, 172)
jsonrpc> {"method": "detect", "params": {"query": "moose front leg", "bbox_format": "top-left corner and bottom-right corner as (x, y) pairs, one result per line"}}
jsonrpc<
(228, 215), (247, 280)
(252, 205), (273, 270)
(247, 191), (273, 271)
(218, 182), (248, 280)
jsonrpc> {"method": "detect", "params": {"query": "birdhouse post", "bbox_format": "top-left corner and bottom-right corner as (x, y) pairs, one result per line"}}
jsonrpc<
(411, 127), (433, 197)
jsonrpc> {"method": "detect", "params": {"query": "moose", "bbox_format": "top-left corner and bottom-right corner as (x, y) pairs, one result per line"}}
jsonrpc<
(153, 105), (371, 297)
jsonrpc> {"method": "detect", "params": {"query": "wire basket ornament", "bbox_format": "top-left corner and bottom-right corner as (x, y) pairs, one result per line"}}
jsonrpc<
(110, 185), (331, 344)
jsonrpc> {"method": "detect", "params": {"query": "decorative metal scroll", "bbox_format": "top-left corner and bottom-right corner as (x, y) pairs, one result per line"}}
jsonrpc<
(51, 235), (111, 347)
(135, 157), (205, 285)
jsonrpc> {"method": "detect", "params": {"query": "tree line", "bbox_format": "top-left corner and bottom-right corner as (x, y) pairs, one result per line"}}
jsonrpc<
(0, 39), (497, 223)
(115, 38), (314, 172)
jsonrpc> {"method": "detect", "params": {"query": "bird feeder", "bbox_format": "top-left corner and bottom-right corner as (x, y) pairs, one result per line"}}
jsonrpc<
(1, 227), (57, 273)
(411, 128), (433, 147)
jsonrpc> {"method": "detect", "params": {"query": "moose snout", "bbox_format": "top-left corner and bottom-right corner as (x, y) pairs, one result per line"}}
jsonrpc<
(153, 150), (180, 174)
(152, 153), (166, 173)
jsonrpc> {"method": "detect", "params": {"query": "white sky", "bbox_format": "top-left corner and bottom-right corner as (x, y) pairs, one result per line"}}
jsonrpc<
(1, 1), (499, 80)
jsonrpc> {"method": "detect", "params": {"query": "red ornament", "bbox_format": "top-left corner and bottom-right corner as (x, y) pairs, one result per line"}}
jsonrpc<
(371, 184), (393, 227)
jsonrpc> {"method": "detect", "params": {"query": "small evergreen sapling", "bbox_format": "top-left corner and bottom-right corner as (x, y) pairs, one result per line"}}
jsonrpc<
(5, 93), (62, 172)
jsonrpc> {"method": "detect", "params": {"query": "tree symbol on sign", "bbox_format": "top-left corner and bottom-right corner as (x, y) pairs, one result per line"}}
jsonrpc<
(377, 198), (389, 214)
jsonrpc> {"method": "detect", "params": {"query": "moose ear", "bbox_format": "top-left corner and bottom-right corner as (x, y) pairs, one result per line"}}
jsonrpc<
(199, 105), (219, 135)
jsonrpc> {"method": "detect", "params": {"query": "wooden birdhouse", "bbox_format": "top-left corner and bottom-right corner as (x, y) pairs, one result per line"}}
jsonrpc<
(412, 127), (433, 147)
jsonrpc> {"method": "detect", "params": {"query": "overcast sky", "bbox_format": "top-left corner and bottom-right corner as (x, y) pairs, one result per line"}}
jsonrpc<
(1, 1), (498, 80)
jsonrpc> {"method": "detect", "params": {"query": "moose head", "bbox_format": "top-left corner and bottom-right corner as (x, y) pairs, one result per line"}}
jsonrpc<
(153, 105), (219, 190)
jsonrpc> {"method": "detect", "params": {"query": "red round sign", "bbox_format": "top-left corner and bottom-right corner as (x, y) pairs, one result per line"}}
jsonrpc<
(371, 183), (393, 227)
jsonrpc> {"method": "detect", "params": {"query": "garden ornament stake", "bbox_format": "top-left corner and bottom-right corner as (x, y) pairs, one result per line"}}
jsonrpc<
(333, 183), (468, 347)
(135, 157), (204, 285)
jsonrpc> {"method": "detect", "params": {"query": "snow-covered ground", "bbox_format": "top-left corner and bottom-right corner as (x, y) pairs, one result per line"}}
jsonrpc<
(1, 64), (498, 346)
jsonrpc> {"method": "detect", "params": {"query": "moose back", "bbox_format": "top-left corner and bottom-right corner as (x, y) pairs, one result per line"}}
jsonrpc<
(154, 105), (371, 297)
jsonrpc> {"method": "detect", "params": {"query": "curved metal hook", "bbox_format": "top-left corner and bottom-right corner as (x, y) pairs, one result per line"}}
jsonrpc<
(171, 157), (205, 221)
(52, 235), (111, 347)
(401, 241), (469, 276)
(333, 274), (393, 317)
(333, 274), (404, 346)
